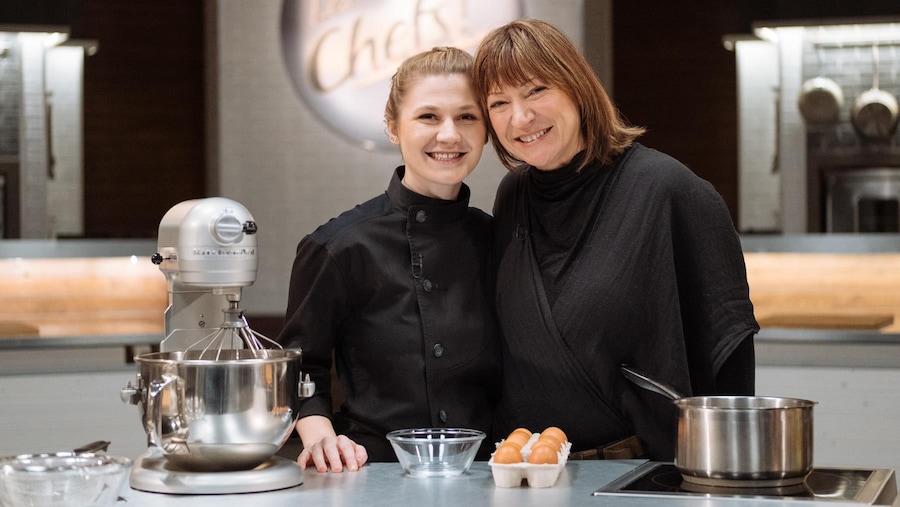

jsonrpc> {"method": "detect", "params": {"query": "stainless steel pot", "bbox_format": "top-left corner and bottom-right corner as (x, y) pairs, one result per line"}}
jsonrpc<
(620, 365), (816, 487)
(798, 76), (844, 124)
(121, 349), (312, 472)
(798, 48), (843, 125)
(853, 88), (899, 141)
(852, 45), (899, 142)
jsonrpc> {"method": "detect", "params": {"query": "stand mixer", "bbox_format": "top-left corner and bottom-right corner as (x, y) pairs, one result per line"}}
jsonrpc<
(121, 197), (314, 494)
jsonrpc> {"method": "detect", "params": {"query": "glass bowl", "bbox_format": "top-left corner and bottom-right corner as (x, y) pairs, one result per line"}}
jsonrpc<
(0, 452), (131, 506)
(386, 428), (485, 478)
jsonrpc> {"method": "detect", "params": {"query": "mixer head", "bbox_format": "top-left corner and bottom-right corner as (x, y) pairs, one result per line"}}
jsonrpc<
(151, 197), (259, 351)
(152, 197), (258, 293)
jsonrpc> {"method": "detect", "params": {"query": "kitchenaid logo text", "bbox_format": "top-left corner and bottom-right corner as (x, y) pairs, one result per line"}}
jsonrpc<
(281, 0), (520, 150)
(192, 248), (256, 257)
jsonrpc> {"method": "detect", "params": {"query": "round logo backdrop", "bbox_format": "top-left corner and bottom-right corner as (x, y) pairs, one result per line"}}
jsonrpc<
(281, 0), (522, 151)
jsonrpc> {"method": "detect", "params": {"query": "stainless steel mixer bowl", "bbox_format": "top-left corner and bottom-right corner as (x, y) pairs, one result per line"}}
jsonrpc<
(124, 349), (303, 472)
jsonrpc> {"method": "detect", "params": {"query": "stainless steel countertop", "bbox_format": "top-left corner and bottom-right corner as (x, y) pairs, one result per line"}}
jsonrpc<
(0, 333), (161, 350)
(740, 234), (900, 253)
(118, 460), (896, 507)
(4, 234), (898, 257)
(5, 329), (899, 369)
(755, 329), (900, 368)
(0, 238), (157, 258)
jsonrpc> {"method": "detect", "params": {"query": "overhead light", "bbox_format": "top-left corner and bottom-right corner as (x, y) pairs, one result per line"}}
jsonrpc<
(722, 34), (764, 52)
(753, 27), (779, 44)
(43, 31), (69, 48)
(0, 24), (71, 47)
(752, 18), (900, 47)
(60, 38), (99, 56)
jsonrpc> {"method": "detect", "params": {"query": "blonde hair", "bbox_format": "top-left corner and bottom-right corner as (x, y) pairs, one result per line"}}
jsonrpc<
(473, 18), (644, 171)
(384, 46), (475, 127)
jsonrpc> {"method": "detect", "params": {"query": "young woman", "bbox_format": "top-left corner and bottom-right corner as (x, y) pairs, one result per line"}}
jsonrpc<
(278, 47), (500, 472)
(473, 19), (758, 460)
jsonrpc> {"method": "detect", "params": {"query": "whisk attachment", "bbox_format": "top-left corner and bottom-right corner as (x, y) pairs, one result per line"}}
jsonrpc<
(180, 301), (282, 359)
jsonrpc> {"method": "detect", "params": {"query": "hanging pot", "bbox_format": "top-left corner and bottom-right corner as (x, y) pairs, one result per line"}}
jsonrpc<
(798, 77), (844, 124)
(798, 47), (843, 125)
(852, 45), (899, 141)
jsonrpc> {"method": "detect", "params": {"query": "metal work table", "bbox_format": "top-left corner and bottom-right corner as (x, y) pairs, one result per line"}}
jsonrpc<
(119, 460), (897, 507)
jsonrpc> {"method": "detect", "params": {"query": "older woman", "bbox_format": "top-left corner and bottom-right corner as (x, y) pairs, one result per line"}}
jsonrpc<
(473, 19), (757, 460)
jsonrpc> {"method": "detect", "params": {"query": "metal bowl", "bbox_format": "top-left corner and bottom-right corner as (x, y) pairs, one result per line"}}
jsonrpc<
(123, 349), (305, 472)
(0, 452), (130, 506)
(386, 428), (485, 478)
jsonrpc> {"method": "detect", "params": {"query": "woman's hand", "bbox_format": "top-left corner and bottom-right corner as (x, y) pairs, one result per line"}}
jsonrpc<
(298, 434), (368, 472)
(295, 416), (368, 472)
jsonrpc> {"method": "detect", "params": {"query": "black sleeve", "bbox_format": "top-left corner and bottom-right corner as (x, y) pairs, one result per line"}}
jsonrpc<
(669, 167), (759, 396)
(714, 333), (755, 395)
(277, 236), (349, 419)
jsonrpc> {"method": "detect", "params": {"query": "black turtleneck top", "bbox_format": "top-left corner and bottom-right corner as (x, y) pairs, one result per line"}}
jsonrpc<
(527, 151), (610, 306)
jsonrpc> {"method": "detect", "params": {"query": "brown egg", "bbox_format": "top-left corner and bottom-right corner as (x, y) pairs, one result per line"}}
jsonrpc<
(508, 428), (532, 441)
(502, 438), (525, 450)
(541, 426), (568, 444)
(527, 442), (559, 464)
(505, 429), (531, 449)
(492, 443), (524, 464)
(537, 433), (562, 451)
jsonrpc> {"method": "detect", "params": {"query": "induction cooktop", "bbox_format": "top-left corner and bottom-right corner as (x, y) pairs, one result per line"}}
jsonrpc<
(594, 462), (898, 504)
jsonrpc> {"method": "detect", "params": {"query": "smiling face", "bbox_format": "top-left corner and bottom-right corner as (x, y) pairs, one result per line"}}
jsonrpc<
(387, 73), (486, 200)
(486, 79), (584, 171)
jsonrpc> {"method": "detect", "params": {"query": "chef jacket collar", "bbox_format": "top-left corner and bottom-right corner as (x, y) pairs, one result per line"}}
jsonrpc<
(388, 166), (472, 224)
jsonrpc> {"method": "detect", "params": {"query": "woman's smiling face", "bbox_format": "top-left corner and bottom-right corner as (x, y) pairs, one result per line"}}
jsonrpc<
(486, 79), (584, 171)
(388, 73), (486, 200)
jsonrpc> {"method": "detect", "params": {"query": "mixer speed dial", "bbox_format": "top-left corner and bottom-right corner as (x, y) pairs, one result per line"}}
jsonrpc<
(211, 212), (245, 244)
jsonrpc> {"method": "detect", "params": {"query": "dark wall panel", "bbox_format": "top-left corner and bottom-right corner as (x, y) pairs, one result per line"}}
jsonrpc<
(71, 1), (205, 238)
(611, 2), (765, 223)
(0, 0), (81, 25)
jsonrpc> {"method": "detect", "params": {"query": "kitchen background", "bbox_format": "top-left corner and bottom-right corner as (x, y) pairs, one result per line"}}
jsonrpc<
(2, 0), (900, 473)
(735, 17), (900, 235)
(4, 0), (899, 319)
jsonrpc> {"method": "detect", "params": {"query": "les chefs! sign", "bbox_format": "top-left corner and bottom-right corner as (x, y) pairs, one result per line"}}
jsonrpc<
(281, 0), (522, 151)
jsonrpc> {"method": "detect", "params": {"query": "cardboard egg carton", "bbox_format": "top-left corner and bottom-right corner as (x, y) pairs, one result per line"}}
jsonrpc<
(488, 433), (572, 488)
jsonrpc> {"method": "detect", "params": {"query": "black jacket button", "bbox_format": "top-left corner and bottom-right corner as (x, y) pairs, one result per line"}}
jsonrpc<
(432, 343), (444, 357)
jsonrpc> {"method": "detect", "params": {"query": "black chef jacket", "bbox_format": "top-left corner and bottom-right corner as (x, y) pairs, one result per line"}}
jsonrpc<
(278, 167), (501, 461)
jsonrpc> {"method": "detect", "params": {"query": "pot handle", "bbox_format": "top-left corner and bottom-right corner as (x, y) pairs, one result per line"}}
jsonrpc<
(73, 440), (111, 454)
(619, 364), (683, 400)
(147, 373), (190, 452)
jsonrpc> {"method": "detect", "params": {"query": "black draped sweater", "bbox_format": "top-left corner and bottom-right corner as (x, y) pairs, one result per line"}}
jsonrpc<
(491, 144), (758, 460)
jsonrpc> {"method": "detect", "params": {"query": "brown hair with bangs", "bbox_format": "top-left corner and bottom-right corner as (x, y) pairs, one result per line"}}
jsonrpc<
(473, 18), (644, 172)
